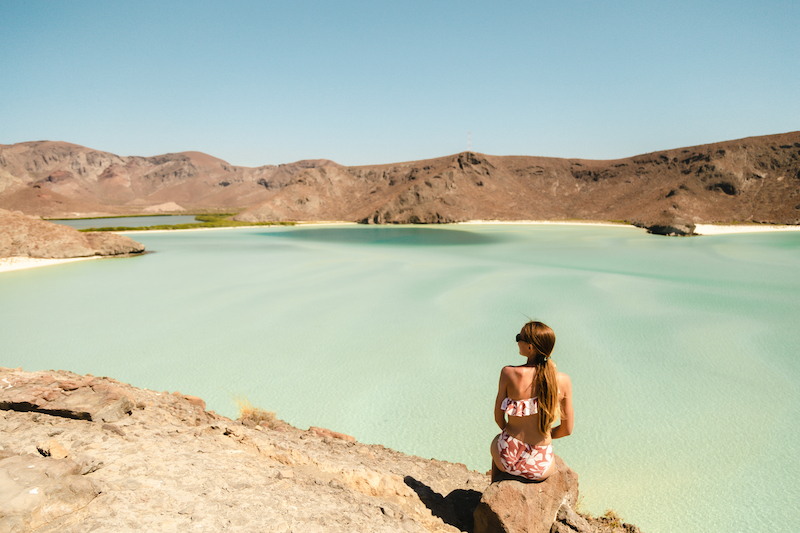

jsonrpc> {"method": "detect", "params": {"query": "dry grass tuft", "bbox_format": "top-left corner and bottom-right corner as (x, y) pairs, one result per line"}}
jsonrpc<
(233, 395), (279, 428)
(602, 509), (622, 528)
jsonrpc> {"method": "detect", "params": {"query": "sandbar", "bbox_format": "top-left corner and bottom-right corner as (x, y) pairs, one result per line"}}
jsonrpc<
(0, 256), (99, 274)
(693, 223), (800, 235)
(458, 220), (634, 228)
(462, 220), (800, 236)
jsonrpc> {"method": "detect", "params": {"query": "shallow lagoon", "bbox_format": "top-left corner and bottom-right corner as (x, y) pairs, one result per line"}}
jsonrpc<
(49, 215), (200, 229)
(3, 224), (799, 533)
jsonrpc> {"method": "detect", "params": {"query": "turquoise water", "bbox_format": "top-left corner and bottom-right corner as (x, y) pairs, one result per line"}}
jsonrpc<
(50, 215), (199, 229)
(2, 224), (799, 532)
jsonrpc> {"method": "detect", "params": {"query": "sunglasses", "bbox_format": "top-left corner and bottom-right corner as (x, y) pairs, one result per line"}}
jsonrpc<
(515, 333), (529, 343)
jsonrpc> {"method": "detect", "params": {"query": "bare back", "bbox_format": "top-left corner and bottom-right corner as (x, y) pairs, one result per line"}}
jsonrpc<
(494, 364), (573, 447)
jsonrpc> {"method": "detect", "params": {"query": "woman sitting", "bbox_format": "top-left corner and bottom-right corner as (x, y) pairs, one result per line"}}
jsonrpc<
(490, 321), (573, 482)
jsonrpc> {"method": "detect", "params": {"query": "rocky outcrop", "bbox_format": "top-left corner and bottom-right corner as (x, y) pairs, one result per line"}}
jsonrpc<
(0, 368), (639, 533)
(0, 209), (145, 258)
(0, 371), (134, 423)
(632, 215), (696, 236)
(474, 457), (579, 533)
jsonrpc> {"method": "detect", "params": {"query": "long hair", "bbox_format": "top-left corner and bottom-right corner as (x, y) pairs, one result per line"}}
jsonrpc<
(520, 321), (559, 435)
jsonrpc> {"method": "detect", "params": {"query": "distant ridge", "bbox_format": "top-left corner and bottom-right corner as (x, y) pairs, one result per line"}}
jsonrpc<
(2, 133), (799, 229)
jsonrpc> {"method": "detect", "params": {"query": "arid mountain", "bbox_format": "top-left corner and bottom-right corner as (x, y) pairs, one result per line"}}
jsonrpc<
(2, 133), (799, 229)
(236, 131), (800, 229)
(0, 141), (334, 217)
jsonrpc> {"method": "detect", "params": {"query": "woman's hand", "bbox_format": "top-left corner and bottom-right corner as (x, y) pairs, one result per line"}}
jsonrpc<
(550, 373), (573, 439)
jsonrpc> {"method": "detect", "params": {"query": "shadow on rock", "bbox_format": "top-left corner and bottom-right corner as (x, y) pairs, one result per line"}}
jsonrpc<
(404, 475), (483, 532)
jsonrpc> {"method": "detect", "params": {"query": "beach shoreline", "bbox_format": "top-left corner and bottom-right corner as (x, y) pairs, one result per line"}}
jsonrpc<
(459, 219), (800, 235)
(692, 223), (800, 235)
(0, 256), (100, 273)
(458, 219), (635, 228)
(4, 221), (798, 274)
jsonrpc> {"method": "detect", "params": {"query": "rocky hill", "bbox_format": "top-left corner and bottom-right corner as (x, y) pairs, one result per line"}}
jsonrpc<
(0, 209), (144, 259)
(2, 133), (798, 230)
(236, 132), (800, 231)
(0, 368), (639, 533)
(0, 141), (334, 218)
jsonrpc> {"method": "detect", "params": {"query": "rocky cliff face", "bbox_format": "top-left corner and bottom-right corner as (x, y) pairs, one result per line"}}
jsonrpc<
(237, 132), (800, 229)
(3, 133), (798, 227)
(0, 368), (639, 533)
(0, 209), (145, 258)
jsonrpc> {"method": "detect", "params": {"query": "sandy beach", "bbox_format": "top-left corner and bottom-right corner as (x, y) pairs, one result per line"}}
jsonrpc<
(693, 223), (800, 235)
(462, 220), (800, 236)
(0, 256), (99, 274)
(458, 220), (635, 228)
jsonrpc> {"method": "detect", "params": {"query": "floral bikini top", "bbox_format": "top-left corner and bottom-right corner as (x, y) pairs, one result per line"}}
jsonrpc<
(501, 397), (538, 417)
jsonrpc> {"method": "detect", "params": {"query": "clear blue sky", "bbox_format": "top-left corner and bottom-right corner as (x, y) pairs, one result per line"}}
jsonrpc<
(2, 1), (798, 167)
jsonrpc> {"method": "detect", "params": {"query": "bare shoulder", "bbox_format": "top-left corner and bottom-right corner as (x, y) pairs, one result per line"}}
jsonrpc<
(557, 372), (572, 395)
(498, 365), (515, 382)
(501, 365), (522, 377)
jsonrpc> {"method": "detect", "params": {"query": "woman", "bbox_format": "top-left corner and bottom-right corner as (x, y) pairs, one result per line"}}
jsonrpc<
(490, 321), (573, 482)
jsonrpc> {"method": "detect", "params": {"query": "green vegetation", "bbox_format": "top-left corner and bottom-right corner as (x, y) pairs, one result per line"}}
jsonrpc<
(44, 208), (243, 221)
(78, 213), (293, 232)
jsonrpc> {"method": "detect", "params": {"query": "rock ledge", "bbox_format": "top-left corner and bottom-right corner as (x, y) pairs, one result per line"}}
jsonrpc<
(0, 368), (639, 533)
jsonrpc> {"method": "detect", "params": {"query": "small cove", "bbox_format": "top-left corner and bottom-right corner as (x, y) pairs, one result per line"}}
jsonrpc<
(2, 223), (799, 533)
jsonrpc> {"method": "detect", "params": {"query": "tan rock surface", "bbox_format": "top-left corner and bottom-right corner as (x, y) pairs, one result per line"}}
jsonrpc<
(0, 368), (638, 533)
(0, 209), (145, 259)
(473, 458), (579, 533)
(0, 368), (488, 532)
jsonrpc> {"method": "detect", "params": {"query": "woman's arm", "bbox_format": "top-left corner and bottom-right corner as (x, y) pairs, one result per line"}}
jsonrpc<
(494, 367), (509, 430)
(550, 373), (573, 439)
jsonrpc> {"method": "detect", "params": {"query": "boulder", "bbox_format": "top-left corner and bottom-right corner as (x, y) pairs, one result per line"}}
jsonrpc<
(551, 502), (591, 533)
(0, 369), (134, 423)
(308, 426), (356, 442)
(634, 216), (696, 236)
(36, 439), (71, 460)
(474, 455), (579, 533)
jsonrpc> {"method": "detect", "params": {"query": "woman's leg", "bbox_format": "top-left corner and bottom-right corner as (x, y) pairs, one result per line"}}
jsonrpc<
(490, 434), (505, 482)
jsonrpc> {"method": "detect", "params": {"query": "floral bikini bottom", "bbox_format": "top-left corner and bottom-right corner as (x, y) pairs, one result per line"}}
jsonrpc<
(497, 430), (554, 481)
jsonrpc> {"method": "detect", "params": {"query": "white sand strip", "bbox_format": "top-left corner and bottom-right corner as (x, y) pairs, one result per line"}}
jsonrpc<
(458, 220), (637, 229)
(461, 220), (800, 236)
(694, 224), (800, 235)
(0, 256), (100, 274)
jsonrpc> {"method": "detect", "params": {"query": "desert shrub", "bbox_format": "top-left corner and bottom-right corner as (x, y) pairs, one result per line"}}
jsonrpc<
(233, 395), (280, 428)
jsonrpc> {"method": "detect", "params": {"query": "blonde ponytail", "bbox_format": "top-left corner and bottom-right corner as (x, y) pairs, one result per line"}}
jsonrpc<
(534, 358), (559, 435)
(521, 321), (559, 435)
